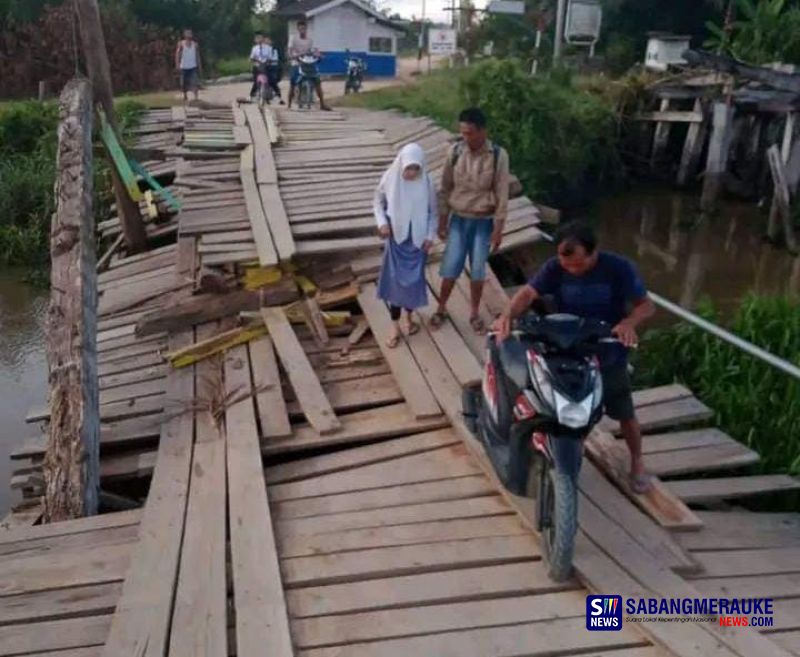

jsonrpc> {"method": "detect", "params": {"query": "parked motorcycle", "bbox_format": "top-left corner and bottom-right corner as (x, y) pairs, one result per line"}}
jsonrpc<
(344, 56), (365, 94)
(297, 53), (320, 110)
(462, 312), (617, 581)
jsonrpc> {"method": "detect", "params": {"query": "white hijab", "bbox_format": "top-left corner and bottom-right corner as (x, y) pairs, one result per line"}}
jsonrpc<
(376, 143), (435, 248)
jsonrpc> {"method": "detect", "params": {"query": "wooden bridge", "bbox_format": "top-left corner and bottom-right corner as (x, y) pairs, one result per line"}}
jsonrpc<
(1, 98), (799, 657)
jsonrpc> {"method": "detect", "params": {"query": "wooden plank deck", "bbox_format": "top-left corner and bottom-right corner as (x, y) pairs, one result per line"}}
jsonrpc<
(3, 105), (798, 657)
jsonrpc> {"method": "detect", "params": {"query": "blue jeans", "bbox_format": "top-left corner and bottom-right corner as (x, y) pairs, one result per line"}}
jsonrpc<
(439, 215), (494, 281)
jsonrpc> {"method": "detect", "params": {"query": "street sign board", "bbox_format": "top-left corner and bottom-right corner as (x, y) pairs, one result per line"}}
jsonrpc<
(487, 0), (525, 14)
(565, 0), (602, 44)
(429, 28), (457, 55)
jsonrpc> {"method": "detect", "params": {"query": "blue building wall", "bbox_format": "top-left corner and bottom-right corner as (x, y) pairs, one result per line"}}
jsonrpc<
(318, 51), (397, 77)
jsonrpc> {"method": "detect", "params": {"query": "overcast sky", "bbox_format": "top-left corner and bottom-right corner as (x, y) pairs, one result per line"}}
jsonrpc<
(378, 0), (489, 24)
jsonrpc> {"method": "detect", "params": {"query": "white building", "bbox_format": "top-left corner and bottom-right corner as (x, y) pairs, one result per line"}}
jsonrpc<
(275, 0), (405, 77)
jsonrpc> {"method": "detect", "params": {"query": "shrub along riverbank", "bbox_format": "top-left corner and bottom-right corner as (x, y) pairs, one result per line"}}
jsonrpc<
(339, 59), (621, 208)
(0, 99), (143, 269)
(634, 295), (800, 477)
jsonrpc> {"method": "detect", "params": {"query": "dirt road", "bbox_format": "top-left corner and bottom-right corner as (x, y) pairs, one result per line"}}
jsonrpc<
(198, 55), (441, 107)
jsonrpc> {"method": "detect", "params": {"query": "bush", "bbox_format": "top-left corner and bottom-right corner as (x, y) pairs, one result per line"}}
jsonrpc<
(215, 56), (252, 77)
(460, 59), (620, 206)
(0, 98), (143, 267)
(635, 295), (800, 475)
(341, 60), (620, 208)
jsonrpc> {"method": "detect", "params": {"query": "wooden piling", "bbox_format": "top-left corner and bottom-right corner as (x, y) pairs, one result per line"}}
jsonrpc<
(767, 144), (798, 252)
(75, 0), (147, 253)
(43, 78), (100, 521)
(677, 99), (708, 187)
(768, 112), (797, 241)
(701, 102), (735, 212)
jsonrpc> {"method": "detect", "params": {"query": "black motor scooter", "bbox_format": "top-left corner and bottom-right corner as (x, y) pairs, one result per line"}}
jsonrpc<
(462, 312), (616, 581)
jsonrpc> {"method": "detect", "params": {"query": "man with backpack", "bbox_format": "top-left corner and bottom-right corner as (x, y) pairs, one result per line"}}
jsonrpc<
(430, 107), (510, 334)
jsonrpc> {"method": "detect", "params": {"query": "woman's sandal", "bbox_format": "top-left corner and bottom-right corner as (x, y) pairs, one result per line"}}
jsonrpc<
(386, 334), (401, 349)
(470, 315), (487, 335)
(429, 311), (449, 330)
(405, 320), (421, 336)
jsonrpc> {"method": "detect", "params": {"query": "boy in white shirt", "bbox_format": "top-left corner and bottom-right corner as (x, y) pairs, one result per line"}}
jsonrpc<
(250, 33), (284, 104)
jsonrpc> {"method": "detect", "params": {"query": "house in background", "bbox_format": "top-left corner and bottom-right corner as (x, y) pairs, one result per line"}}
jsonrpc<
(274, 0), (405, 77)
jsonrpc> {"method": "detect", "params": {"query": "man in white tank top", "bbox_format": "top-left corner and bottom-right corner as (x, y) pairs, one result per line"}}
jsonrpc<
(175, 29), (202, 102)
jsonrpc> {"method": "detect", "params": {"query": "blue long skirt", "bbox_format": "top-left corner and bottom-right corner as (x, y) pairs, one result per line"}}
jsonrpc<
(376, 235), (428, 310)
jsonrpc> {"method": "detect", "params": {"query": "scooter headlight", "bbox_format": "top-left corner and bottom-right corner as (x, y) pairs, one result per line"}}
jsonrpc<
(554, 392), (594, 429)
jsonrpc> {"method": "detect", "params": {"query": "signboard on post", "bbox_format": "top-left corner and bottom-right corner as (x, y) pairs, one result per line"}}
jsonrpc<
(487, 0), (525, 14)
(429, 28), (457, 55)
(565, 0), (602, 44)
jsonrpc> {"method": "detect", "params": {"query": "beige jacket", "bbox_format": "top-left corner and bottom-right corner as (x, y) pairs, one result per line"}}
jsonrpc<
(439, 140), (510, 224)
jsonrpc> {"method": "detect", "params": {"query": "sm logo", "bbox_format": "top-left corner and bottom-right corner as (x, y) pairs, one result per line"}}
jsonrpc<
(586, 595), (623, 631)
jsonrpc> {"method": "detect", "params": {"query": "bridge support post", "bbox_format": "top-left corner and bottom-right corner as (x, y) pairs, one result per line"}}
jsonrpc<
(75, 0), (147, 253)
(43, 78), (100, 521)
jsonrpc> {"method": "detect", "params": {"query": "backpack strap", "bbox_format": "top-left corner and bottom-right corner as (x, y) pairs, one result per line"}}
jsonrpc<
(451, 139), (501, 174)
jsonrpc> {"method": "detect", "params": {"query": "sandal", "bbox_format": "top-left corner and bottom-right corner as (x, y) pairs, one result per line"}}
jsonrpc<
(386, 334), (401, 349)
(429, 311), (449, 330)
(405, 320), (420, 336)
(470, 315), (487, 335)
(630, 473), (654, 495)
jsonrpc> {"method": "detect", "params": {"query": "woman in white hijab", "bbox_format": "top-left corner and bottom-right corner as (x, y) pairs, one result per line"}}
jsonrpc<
(374, 143), (437, 348)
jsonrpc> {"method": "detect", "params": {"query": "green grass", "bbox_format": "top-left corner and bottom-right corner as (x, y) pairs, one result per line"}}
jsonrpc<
(214, 55), (252, 77)
(338, 69), (462, 130)
(635, 295), (800, 476)
(0, 98), (144, 268)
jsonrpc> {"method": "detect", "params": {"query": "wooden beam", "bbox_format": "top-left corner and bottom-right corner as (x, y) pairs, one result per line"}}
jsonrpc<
(701, 102), (735, 213)
(240, 145), (279, 267)
(767, 140), (799, 251)
(134, 281), (298, 337)
(224, 344), (294, 657)
(667, 474), (800, 503)
(261, 307), (341, 435)
(636, 110), (704, 124)
(100, 331), (195, 657)
(677, 99), (708, 187)
(44, 78), (100, 522)
(75, 0), (146, 252)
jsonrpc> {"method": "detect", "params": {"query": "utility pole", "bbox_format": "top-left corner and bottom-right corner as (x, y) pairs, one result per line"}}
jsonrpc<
(554, 0), (567, 62)
(75, 0), (147, 253)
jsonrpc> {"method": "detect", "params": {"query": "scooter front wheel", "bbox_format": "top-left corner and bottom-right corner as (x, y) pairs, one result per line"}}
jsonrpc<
(540, 467), (578, 582)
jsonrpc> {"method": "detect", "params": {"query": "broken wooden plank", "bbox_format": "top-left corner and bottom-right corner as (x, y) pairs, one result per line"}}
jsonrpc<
(224, 344), (294, 657)
(134, 282), (298, 337)
(358, 286), (442, 420)
(259, 183), (295, 263)
(249, 336), (292, 440)
(667, 475), (800, 503)
(100, 331), (195, 657)
(166, 324), (268, 368)
(168, 325), (227, 657)
(261, 307), (341, 435)
(586, 429), (703, 531)
(240, 144), (279, 267)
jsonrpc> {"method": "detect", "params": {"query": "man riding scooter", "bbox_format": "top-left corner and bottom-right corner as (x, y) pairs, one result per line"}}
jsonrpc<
(287, 20), (331, 111)
(493, 222), (656, 494)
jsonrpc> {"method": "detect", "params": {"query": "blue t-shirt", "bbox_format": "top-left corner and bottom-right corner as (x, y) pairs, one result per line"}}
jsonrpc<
(528, 252), (647, 367)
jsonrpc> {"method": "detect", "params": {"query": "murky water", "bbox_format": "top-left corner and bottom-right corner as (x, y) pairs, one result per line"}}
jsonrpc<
(0, 271), (48, 517)
(514, 188), (800, 319)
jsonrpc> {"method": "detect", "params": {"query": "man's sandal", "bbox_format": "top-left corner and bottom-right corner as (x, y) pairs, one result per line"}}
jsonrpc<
(630, 473), (654, 495)
(470, 316), (487, 335)
(429, 311), (449, 330)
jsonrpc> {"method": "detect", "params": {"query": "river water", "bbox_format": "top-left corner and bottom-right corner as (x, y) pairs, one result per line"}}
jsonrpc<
(0, 271), (48, 517)
(515, 188), (800, 318)
(0, 189), (798, 517)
